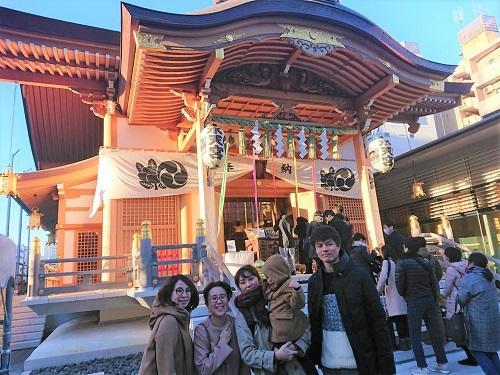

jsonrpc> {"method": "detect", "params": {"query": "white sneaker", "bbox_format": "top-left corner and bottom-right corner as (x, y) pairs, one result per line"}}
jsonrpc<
(411, 368), (429, 375)
(429, 363), (450, 374)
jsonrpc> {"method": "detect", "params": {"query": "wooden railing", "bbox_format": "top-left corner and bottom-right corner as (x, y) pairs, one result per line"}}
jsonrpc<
(26, 219), (210, 296)
(27, 250), (133, 297)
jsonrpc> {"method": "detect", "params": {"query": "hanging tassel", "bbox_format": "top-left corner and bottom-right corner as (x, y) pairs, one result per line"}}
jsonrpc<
(287, 129), (295, 159)
(275, 124), (284, 158)
(252, 121), (263, 155)
(308, 130), (316, 159)
(238, 126), (246, 155)
(320, 128), (329, 160)
(298, 127), (307, 158)
(263, 125), (272, 159)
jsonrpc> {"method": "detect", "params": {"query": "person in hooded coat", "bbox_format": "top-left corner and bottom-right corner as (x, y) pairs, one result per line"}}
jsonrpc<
(458, 252), (500, 375)
(139, 274), (199, 375)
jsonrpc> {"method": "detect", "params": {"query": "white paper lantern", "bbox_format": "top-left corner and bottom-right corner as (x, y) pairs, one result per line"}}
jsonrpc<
(368, 137), (394, 173)
(200, 123), (225, 169)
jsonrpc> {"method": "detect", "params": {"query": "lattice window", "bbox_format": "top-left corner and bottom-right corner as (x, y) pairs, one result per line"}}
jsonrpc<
(76, 231), (100, 284)
(325, 196), (368, 238)
(120, 196), (180, 276)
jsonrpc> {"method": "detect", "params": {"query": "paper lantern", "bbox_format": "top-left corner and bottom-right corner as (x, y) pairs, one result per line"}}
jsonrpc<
(286, 130), (295, 158)
(308, 130), (316, 159)
(238, 127), (246, 156)
(28, 208), (43, 230)
(263, 126), (272, 159)
(200, 123), (225, 169)
(368, 137), (394, 173)
(0, 168), (18, 196)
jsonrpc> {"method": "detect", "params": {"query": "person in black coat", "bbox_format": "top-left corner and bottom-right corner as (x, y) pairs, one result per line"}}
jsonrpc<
(383, 219), (405, 259)
(307, 225), (395, 375)
(294, 216), (309, 271)
(395, 237), (449, 374)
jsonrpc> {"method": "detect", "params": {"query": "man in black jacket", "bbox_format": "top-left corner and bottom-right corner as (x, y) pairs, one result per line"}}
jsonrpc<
(307, 225), (395, 375)
(395, 237), (449, 375)
(383, 219), (405, 259)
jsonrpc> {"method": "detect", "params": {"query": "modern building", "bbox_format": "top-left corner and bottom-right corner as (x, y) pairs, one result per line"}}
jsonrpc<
(375, 111), (500, 259)
(443, 14), (499, 131)
(374, 15), (499, 155)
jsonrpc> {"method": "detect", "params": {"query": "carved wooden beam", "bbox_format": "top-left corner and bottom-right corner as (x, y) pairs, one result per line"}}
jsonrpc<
(0, 68), (107, 93)
(283, 48), (302, 74)
(211, 82), (353, 110)
(355, 74), (399, 107)
(177, 122), (197, 152)
(198, 48), (224, 92)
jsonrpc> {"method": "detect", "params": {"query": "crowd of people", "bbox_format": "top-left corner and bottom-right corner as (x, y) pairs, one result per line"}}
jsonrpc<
(138, 210), (499, 375)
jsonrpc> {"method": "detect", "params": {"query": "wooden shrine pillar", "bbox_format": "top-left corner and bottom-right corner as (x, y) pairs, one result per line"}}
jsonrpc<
(353, 133), (384, 249)
(194, 101), (218, 247)
(101, 109), (117, 280)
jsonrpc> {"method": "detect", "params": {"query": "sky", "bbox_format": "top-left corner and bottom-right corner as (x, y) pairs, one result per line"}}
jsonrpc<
(0, 0), (499, 245)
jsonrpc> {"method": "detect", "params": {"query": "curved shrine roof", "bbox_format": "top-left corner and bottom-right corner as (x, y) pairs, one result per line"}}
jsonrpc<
(120, 0), (469, 131)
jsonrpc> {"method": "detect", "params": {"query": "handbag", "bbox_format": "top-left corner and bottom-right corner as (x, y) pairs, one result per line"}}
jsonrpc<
(448, 301), (467, 346)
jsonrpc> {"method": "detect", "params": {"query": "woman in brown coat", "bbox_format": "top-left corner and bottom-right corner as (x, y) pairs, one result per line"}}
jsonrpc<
(139, 274), (199, 375)
(194, 281), (250, 375)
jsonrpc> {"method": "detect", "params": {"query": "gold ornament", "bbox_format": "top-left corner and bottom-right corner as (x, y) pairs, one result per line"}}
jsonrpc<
(410, 181), (426, 199)
(0, 168), (18, 196)
(28, 208), (43, 230)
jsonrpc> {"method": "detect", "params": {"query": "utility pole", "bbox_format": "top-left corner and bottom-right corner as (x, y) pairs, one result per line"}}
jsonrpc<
(5, 149), (19, 237)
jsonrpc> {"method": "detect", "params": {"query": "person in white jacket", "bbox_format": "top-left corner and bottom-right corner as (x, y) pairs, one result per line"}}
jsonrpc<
(377, 245), (410, 350)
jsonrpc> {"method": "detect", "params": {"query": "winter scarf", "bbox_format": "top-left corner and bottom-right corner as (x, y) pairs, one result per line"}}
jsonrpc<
(235, 286), (271, 333)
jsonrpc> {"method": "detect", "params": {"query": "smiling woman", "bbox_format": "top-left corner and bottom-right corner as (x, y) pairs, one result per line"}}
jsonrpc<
(194, 281), (250, 375)
(139, 274), (199, 375)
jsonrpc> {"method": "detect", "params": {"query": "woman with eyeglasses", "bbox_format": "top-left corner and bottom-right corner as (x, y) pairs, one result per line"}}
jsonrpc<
(139, 274), (199, 375)
(194, 281), (250, 375)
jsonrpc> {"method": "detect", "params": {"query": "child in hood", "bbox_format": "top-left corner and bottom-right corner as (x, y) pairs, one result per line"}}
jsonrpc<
(262, 254), (317, 374)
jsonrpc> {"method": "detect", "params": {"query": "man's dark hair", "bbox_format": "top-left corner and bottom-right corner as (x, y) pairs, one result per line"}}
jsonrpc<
(444, 247), (462, 263)
(203, 281), (232, 303)
(403, 237), (421, 257)
(352, 232), (366, 242)
(310, 225), (341, 246)
(415, 236), (427, 249)
(383, 219), (396, 228)
(323, 210), (334, 217)
(332, 203), (344, 215)
(157, 274), (199, 311)
(234, 264), (261, 290)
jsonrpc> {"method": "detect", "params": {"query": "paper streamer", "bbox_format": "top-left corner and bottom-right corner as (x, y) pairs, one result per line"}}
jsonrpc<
(275, 124), (284, 158)
(291, 138), (300, 217)
(251, 121), (262, 155)
(298, 127), (307, 158)
(320, 128), (329, 160)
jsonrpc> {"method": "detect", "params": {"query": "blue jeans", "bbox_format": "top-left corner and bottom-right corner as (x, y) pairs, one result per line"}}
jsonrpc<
(471, 351), (500, 375)
(407, 295), (447, 368)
